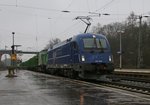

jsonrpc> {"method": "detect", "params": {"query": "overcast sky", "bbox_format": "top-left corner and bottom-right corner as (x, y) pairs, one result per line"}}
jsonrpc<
(0, 0), (150, 61)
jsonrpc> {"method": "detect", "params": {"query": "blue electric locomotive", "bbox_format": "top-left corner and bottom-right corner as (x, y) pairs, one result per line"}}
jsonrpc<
(47, 33), (114, 79)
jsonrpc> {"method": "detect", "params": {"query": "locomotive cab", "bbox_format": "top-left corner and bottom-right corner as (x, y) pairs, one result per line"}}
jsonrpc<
(73, 34), (114, 79)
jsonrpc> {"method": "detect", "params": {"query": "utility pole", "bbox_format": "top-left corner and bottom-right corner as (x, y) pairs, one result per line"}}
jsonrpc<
(137, 15), (150, 68)
(119, 32), (122, 69)
(137, 16), (143, 68)
(11, 32), (15, 66)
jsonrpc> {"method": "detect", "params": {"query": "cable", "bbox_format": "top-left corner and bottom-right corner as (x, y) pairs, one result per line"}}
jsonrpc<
(0, 3), (89, 14)
(86, 0), (90, 12)
(0, 3), (62, 12)
(55, 21), (81, 37)
(16, 0), (18, 7)
(65, 0), (74, 10)
(0, 4), (16, 7)
(95, 0), (115, 12)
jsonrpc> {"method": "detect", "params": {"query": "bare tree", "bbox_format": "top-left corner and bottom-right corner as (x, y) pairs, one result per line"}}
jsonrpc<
(44, 38), (61, 50)
(126, 11), (137, 27)
(92, 22), (124, 37)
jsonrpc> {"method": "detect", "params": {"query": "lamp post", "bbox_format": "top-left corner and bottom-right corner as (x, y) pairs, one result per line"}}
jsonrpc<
(120, 32), (122, 69)
(137, 15), (150, 68)
(11, 32), (15, 66)
(118, 30), (124, 69)
(6, 32), (17, 77)
(12, 32), (15, 47)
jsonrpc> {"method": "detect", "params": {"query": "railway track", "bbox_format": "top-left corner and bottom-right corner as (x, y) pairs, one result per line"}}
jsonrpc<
(97, 71), (150, 95)
(70, 74), (150, 96)
(114, 70), (150, 78)
(30, 69), (150, 95)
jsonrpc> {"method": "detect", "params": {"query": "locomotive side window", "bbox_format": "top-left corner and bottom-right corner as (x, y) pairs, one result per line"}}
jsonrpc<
(71, 42), (78, 50)
(53, 52), (56, 58)
(56, 48), (62, 57)
(83, 38), (107, 49)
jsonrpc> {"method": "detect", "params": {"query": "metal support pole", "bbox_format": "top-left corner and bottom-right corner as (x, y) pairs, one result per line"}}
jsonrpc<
(11, 32), (15, 66)
(5, 46), (7, 67)
(119, 32), (122, 69)
(11, 32), (15, 75)
(137, 16), (143, 68)
(6, 32), (17, 77)
(12, 32), (14, 47)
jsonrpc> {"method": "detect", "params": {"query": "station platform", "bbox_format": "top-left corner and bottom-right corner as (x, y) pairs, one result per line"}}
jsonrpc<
(115, 69), (150, 73)
(0, 70), (150, 105)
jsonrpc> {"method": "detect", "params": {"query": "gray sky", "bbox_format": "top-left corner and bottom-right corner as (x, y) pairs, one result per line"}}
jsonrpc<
(0, 0), (150, 61)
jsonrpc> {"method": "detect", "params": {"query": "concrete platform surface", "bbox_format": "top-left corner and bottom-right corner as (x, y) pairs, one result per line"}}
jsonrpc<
(0, 70), (150, 105)
(115, 69), (150, 73)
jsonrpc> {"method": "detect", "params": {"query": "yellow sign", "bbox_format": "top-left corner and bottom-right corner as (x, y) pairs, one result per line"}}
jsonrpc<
(11, 54), (17, 60)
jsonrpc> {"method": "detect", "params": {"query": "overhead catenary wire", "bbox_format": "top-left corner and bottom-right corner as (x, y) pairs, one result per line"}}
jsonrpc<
(64, 0), (74, 10)
(95, 0), (115, 12)
(54, 21), (81, 37)
(0, 4), (59, 12)
(0, 1), (125, 20)
(0, 3), (89, 14)
(51, 0), (75, 31)
(1, 1), (150, 55)
(86, 0), (90, 12)
(16, 0), (18, 7)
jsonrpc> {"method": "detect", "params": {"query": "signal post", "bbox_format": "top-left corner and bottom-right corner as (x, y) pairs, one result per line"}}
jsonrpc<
(6, 32), (17, 77)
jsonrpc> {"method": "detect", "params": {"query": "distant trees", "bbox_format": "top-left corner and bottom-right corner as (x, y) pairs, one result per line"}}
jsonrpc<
(44, 38), (61, 49)
(91, 12), (150, 68)
(20, 38), (61, 66)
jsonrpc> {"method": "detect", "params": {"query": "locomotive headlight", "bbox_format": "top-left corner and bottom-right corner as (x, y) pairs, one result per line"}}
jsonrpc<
(109, 56), (112, 62)
(81, 55), (85, 61)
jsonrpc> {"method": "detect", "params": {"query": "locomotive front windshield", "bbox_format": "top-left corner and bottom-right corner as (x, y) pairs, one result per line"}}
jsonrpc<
(83, 38), (107, 49)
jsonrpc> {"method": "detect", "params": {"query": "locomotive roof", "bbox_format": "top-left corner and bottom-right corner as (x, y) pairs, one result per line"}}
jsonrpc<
(48, 33), (106, 51)
(75, 33), (106, 38)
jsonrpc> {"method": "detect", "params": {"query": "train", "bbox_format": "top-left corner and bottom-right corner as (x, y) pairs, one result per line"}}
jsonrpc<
(35, 33), (114, 80)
